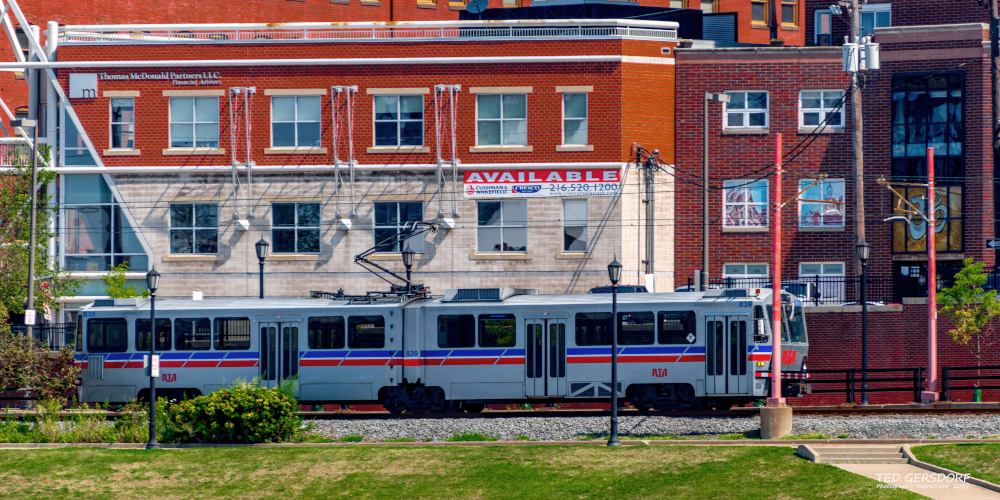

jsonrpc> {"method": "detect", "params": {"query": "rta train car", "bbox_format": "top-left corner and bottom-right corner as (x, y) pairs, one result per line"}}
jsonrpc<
(74, 288), (809, 412)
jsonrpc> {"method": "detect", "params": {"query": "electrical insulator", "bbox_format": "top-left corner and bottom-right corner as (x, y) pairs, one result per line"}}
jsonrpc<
(843, 43), (859, 73)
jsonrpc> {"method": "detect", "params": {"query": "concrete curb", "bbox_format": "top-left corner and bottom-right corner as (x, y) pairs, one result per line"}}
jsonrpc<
(1, 439), (999, 449)
(902, 444), (1000, 494)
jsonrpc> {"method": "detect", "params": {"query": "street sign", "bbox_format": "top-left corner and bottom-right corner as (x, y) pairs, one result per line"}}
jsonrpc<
(988, 239), (1000, 249)
(23, 309), (35, 325)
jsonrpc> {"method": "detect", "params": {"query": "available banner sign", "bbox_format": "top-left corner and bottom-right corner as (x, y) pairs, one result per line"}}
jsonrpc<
(463, 168), (621, 198)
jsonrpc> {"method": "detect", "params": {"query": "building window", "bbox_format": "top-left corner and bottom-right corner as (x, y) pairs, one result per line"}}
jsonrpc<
(860, 4), (891, 38)
(374, 202), (424, 253)
(751, 0), (767, 23)
(562, 93), (588, 146)
(63, 174), (148, 271)
(723, 91), (768, 130)
(476, 94), (527, 146)
(700, 0), (714, 13)
(169, 97), (219, 148)
(110, 98), (134, 149)
(169, 203), (219, 254)
(374, 95), (423, 147)
(669, 0), (683, 7)
(814, 9), (832, 45)
(723, 263), (769, 280)
(781, 0), (797, 26)
(271, 96), (321, 148)
(799, 179), (845, 228)
(890, 74), (963, 254)
(799, 262), (844, 303)
(503, 0), (519, 6)
(477, 200), (527, 253)
(799, 90), (844, 129)
(272, 203), (320, 253)
(63, 110), (95, 166)
(563, 199), (587, 252)
(723, 180), (768, 227)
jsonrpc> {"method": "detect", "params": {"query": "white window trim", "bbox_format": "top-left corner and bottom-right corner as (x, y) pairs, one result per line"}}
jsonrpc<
(798, 90), (845, 130)
(475, 93), (528, 147)
(561, 92), (589, 147)
(562, 199), (588, 253)
(798, 177), (846, 228)
(109, 97), (135, 151)
(476, 199), (528, 254)
(270, 95), (322, 148)
(722, 179), (769, 228)
(168, 203), (220, 255)
(372, 95), (424, 148)
(723, 91), (769, 130)
(168, 96), (220, 149)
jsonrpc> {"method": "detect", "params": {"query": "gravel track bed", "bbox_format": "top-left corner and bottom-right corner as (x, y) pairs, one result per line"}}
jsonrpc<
(308, 415), (1000, 442)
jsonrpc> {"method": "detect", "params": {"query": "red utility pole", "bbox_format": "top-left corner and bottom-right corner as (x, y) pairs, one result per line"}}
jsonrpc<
(923, 146), (939, 401)
(770, 133), (785, 404)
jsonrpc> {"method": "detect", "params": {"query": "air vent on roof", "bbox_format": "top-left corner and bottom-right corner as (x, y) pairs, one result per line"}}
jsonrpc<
(444, 288), (539, 302)
(92, 299), (115, 307)
(722, 289), (749, 298)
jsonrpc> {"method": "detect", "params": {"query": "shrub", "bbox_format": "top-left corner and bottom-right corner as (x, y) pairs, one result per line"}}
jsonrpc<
(445, 431), (498, 442)
(163, 382), (300, 444)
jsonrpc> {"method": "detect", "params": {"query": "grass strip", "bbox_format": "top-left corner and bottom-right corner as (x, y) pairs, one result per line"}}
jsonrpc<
(911, 444), (1000, 486)
(0, 446), (921, 499)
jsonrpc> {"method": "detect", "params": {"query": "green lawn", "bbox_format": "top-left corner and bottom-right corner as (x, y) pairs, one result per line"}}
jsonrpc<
(911, 444), (1000, 485)
(0, 446), (922, 499)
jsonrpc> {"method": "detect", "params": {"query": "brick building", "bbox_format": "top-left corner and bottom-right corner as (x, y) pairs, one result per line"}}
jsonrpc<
(41, 20), (678, 320)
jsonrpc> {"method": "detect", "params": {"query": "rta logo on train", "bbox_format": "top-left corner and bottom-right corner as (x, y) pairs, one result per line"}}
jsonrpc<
(161, 373), (177, 383)
(782, 350), (797, 365)
(651, 369), (668, 377)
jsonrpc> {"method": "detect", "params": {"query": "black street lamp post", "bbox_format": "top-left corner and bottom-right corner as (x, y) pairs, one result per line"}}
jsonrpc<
(402, 244), (415, 284)
(856, 241), (871, 405)
(145, 267), (160, 450)
(256, 238), (269, 299)
(607, 257), (622, 447)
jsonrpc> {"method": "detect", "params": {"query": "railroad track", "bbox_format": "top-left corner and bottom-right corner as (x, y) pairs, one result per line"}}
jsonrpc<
(4, 405), (999, 420)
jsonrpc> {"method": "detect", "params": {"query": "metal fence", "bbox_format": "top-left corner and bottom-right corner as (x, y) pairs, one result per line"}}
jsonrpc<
(685, 275), (901, 306)
(10, 325), (76, 350)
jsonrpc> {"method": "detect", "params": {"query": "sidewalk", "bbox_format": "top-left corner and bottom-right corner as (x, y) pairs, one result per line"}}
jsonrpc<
(835, 464), (1000, 500)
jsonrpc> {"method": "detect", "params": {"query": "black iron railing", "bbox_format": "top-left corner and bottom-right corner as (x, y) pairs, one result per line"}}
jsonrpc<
(805, 367), (925, 403)
(685, 275), (901, 306)
(9, 325), (75, 350)
(942, 365), (1000, 401)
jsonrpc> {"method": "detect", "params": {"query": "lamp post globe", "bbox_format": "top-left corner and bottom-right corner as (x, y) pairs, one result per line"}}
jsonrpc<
(145, 267), (160, 449)
(402, 244), (415, 283)
(256, 238), (269, 299)
(607, 257), (622, 447)
(855, 241), (870, 405)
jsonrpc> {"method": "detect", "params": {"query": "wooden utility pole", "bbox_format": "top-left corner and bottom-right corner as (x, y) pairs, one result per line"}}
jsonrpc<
(851, 0), (865, 276)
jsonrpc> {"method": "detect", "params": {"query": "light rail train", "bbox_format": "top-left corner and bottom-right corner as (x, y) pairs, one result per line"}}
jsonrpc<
(73, 287), (809, 412)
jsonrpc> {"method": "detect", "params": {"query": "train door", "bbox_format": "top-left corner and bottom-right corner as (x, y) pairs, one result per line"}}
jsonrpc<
(705, 316), (749, 395)
(524, 316), (567, 397)
(259, 321), (301, 390)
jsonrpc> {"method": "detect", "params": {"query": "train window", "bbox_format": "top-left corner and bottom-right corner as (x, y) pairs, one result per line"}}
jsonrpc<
(214, 317), (251, 350)
(437, 315), (475, 348)
(76, 314), (83, 351)
(729, 319), (747, 376)
(135, 318), (171, 351)
(658, 311), (696, 344)
(309, 317), (345, 349)
(784, 304), (807, 343)
(349, 316), (385, 348)
(174, 318), (211, 350)
(86, 318), (128, 352)
(767, 305), (790, 343)
(618, 312), (654, 345)
(479, 314), (516, 347)
(575, 312), (612, 346)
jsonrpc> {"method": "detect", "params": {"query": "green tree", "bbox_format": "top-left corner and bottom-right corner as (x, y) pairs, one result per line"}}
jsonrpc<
(102, 262), (149, 299)
(0, 144), (80, 319)
(939, 258), (1000, 372)
(0, 302), (78, 399)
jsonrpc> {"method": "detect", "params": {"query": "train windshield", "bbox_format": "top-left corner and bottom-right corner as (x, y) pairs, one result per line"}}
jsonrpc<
(782, 303), (807, 343)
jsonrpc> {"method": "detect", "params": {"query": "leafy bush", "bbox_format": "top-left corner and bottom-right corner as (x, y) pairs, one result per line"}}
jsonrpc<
(163, 381), (300, 444)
